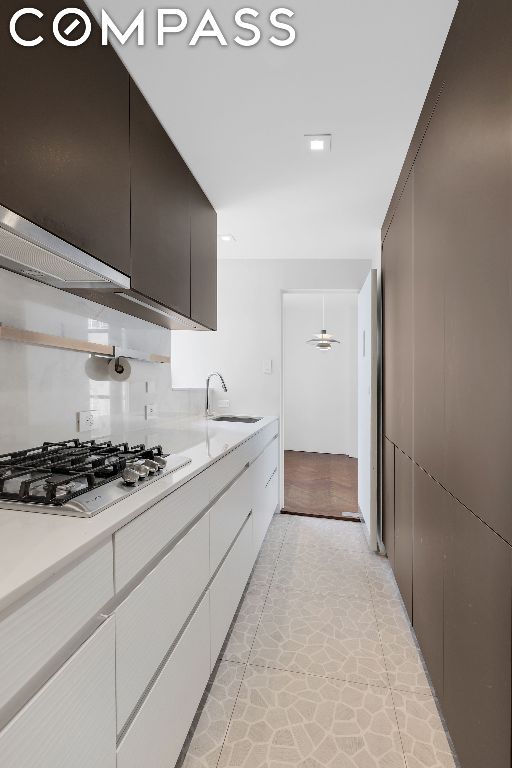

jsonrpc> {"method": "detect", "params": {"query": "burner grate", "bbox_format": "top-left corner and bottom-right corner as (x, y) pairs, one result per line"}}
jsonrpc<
(0, 440), (166, 507)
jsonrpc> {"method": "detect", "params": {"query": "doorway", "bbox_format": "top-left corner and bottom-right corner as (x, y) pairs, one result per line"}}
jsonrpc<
(281, 291), (359, 521)
(280, 274), (378, 545)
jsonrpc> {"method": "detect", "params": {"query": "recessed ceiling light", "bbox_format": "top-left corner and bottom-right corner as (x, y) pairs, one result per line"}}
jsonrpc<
(219, 234), (236, 243)
(305, 134), (332, 153)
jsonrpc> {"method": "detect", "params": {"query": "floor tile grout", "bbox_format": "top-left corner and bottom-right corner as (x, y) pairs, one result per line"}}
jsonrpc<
(183, 515), (457, 768)
(363, 560), (410, 765)
(213, 516), (291, 768)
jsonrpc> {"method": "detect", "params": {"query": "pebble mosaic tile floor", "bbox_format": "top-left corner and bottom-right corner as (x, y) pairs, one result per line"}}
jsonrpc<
(178, 514), (457, 768)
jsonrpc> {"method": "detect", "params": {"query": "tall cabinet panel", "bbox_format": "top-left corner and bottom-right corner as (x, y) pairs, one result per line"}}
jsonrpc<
(130, 81), (191, 318)
(393, 449), (413, 619)
(412, 97), (447, 484)
(382, 437), (395, 567)
(412, 466), (447, 700)
(444, 498), (512, 768)
(382, 175), (413, 458)
(0, 1), (130, 275)
(190, 180), (217, 330)
(441, 0), (512, 544)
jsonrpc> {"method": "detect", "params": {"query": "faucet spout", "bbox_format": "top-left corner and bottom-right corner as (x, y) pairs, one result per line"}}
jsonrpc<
(205, 372), (228, 418)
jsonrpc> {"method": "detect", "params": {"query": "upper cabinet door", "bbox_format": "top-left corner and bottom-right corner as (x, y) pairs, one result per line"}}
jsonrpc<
(130, 80), (191, 318)
(382, 175), (413, 457)
(190, 180), (217, 330)
(0, 1), (130, 275)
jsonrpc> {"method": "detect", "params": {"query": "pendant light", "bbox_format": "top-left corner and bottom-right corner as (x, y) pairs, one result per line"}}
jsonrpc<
(306, 295), (341, 351)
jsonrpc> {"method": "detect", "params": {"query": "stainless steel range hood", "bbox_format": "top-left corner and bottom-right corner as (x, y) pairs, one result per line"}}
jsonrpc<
(0, 205), (130, 292)
(0, 206), (208, 331)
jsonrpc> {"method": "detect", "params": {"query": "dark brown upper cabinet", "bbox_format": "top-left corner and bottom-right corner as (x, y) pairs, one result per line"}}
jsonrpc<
(0, 1), (130, 276)
(439, 0), (512, 544)
(190, 179), (217, 330)
(444, 497), (512, 768)
(382, 438), (395, 568)
(130, 80), (191, 319)
(393, 448), (413, 620)
(382, 175), (413, 458)
(412, 466), (447, 701)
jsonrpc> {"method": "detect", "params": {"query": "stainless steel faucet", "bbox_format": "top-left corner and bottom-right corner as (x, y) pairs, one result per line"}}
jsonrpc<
(205, 372), (228, 418)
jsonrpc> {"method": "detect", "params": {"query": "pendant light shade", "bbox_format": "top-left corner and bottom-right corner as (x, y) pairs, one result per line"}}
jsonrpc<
(306, 296), (341, 351)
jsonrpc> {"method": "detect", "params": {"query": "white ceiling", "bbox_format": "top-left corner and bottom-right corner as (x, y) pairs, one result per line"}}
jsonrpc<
(86, 1), (457, 260)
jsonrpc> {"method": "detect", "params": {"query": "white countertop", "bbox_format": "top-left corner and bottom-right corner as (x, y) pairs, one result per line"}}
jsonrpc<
(0, 415), (278, 616)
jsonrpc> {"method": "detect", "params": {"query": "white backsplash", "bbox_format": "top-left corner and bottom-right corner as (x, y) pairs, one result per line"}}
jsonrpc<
(0, 269), (204, 452)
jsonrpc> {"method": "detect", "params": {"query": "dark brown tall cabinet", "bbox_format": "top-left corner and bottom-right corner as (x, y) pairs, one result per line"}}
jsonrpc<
(382, 176), (413, 458)
(0, 0), (130, 275)
(381, 1), (512, 766)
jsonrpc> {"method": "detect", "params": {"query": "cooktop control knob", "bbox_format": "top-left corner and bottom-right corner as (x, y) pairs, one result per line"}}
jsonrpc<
(154, 456), (167, 469)
(122, 467), (140, 485)
(136, 463), (150, 479)
(144, 459), (159, 474)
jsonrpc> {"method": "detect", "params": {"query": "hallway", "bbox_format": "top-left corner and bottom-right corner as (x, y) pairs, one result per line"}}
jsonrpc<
(283, 451), (359, 519)
(179, 515), (456, 768)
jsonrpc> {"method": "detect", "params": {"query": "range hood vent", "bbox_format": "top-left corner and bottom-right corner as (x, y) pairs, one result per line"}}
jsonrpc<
(0, 228), (109, 283)
(0, 205), (130, 290)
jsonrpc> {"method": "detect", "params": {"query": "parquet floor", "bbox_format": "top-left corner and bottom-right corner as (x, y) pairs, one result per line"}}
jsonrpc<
(282, 450), (359, 520)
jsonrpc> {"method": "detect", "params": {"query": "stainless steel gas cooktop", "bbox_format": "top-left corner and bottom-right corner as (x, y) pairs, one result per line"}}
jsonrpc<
(0, 439), (192, 517)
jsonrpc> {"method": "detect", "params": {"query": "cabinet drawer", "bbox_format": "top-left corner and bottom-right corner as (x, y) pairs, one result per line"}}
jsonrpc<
(0, 542), (113, 715)
(0, 618), (116, 768)
(115, 471), (210, 590)
(208, 445), (250, 500)
(254, 471), (279, 557)
(210, 517), (253, 667)
(116, 513), (209, 731)
(210, 470), (252, 574)
(249, 422), (279, 463)
(117, 594), (210, 768)
(262, 438), (279, 481)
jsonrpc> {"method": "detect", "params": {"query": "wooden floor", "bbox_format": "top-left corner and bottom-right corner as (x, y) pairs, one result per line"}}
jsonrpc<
(282, 451), (359, 520)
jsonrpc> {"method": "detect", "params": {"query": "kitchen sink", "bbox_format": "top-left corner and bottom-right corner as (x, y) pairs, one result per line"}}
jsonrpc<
(212, 416), (263, 423)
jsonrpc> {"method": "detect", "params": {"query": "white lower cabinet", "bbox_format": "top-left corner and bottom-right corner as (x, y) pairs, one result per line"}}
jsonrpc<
(0, 541), (113, 714)
(210, 469), (251, 574)
(0, 618), (116, 768)
(117, 593), (211, 768)
(251, 439), (279, 558)
(0, 420), (279, 768)
(253, 470), (278, 557)
(210, 516), (253, 668)
(115, 513), (210, 732)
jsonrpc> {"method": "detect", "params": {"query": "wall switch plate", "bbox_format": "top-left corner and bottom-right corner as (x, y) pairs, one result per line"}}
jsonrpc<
(145, 404), (157, 420)
(263, 359), (273, 375)
(218, 399), (230, 409)
(145, 381), (156, 395)
(77, 410), (98, 432)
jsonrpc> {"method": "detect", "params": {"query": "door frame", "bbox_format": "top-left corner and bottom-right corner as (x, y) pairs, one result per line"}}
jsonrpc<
(279, 288), (360, 515)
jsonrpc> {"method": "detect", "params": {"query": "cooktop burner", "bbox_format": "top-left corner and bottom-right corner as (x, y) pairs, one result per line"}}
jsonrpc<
(0, 439), (192, 517)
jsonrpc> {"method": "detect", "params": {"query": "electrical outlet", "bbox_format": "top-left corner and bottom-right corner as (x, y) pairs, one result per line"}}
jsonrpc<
(218, 399), (230, 409)
(145, 404), (157, 420)
(77, 410), (98, 432)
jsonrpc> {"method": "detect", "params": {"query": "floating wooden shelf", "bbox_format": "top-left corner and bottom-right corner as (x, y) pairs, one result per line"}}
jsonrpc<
(0, 323), (170, 364)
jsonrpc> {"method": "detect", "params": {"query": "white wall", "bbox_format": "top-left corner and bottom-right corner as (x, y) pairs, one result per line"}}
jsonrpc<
(283, 293), (358, 457)
(172, 258), (371, 417)
(357, 270), (378, 549)
(0, 269), (203, 453)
